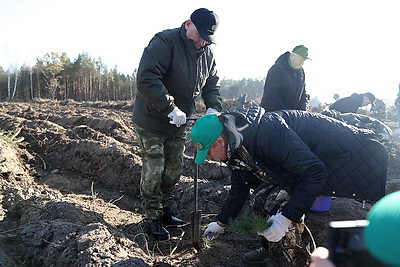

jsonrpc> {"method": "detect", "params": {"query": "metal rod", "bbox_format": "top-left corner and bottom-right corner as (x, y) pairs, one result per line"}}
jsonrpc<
(194, 164), (198, 211)
(186, 116), (199, 121)
(191, 163), (201, 249)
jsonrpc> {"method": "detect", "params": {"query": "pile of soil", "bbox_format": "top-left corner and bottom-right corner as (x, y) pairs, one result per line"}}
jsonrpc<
(0, 99), (398, 266)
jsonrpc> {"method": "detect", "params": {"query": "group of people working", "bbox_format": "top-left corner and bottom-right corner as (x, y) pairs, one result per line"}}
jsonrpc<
(131, 7), (392, 266)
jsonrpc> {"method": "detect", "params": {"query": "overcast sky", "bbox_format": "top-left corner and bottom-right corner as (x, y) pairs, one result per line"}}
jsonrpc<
(1, 0), (399, 103)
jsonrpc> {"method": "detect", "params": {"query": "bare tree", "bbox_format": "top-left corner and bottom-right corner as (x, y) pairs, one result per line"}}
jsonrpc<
(7, 70), (11, 100)
(10, 69), (18, 100)
(30, 67), (34, 100)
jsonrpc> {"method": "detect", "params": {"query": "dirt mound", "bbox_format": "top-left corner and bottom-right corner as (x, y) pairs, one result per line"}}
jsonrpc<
(0, 100), (398, 266)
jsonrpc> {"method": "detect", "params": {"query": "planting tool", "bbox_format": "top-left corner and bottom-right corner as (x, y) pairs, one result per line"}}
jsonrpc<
(186, 116), (199, 121)
(191, 163), (202, 249)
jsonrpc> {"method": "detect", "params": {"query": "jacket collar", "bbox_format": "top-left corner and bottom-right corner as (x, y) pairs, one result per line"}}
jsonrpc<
(180, 23), (206, 53)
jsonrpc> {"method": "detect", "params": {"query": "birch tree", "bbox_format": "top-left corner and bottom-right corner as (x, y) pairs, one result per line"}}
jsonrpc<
(10, 69), (18, 100)
(36, 52), (67, 99)
(7, 70), (11, 100)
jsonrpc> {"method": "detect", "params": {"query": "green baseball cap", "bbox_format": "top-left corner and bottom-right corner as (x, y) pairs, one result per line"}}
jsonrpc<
(365, 191), (400, 266)
(189, 114), (223, 164)
(292, 45), (310, 60)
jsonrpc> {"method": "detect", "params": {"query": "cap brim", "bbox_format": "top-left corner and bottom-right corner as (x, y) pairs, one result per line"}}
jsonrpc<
(195, 148), (209, 164)
(199, 31), (216, 44)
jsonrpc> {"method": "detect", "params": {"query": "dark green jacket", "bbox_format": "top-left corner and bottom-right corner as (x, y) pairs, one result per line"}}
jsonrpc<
(132, 24), (222, 136)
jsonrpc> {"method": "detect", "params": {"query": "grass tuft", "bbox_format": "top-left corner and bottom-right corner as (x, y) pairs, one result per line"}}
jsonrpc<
(0, 128), (28, 147)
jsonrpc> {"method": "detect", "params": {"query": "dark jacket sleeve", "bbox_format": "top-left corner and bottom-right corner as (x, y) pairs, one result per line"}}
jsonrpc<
(329, 97), (359, 113)
(216, 170), (261, 224)
(261, 66), (287, 111)
(298, 87), (308, 111)
(136, 33), (176, 115)
(201, 53), (222, 111)
(256, 121), (328, 222)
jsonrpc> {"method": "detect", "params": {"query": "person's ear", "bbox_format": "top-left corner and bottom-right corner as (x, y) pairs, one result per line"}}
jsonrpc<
(216, 136), (226, 146)
(184, 20), (191, 30)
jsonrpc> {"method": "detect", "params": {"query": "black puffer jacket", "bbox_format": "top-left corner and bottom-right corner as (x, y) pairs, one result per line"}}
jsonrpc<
(226, 107), (387, 222)
(260, 52), (307, 111)
(329, 93), (364, 113)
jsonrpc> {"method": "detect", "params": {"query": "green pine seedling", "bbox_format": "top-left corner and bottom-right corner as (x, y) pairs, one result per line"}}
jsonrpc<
(228, 212), (272, 234)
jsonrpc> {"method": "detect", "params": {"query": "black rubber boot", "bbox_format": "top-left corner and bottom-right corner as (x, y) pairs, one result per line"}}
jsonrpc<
(242, 247), (271, 265)
(148, 218), (170, 241)
(162, 207), (184, 227)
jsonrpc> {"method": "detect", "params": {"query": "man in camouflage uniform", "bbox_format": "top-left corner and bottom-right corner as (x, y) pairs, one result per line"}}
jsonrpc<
(132, 8), (222, 240)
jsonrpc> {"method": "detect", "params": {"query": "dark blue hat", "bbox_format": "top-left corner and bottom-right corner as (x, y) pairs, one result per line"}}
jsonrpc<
(190, 8), (219, 44)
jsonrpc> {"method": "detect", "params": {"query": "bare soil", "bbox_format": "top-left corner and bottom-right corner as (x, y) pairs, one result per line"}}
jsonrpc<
(0, 99), (399, 267)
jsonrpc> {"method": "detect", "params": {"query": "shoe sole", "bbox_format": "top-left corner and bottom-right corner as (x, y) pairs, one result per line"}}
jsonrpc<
(242, 257), (270, 265)
(163, 222), (189, 228)
(152, 234), (170, 241)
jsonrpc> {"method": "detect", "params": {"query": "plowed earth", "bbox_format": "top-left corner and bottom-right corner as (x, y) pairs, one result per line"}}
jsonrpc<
(0, 100), (399, 266)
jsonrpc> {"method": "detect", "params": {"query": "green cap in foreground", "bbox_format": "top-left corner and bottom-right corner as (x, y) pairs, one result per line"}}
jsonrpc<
(189, 114), (223, 164)
(365, 191), (400, 266)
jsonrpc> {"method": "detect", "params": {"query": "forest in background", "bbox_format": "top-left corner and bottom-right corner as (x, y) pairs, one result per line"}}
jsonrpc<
(0, 51), (265, 103)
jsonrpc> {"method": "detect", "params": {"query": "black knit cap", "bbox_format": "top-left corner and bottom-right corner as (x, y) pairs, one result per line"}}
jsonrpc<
(190, 8), (219, 44)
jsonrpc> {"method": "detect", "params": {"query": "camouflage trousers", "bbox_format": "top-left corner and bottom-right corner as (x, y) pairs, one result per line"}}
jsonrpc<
(134, 124), (186, 220)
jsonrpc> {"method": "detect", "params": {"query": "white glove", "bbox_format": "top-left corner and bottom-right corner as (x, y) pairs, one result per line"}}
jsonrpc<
(258, 212), (291, 242)
(204, 221), (226, 236)
(167, 107), (186, 127)
(206, 108), (219, 115)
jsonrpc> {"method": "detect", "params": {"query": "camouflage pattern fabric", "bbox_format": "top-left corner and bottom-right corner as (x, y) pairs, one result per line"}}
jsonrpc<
(250, 183), (289, 216)
(250, 183), (315, 266)
(134, 125), (186, 220)
(272, 220), (316, 267)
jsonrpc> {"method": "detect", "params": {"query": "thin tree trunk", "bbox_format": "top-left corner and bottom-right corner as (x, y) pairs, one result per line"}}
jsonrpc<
(36, 70), (41, 99)
(129, 76), (133, 100)
(11, 70), (18, 100)
(7, 71), (11, 101)
(30, 69), (34, 100)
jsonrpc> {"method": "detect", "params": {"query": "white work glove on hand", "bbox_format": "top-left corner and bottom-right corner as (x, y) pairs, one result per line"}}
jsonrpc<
(206, 108), (219, 115)
(167, 107), (186, 127)
(204, 221), (226, 236)
(258, 212), (291, 242)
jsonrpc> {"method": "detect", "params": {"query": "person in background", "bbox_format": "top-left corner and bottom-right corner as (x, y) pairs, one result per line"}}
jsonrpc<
(333, 93), (339, 101)
(189, 107), (387, 264)
(260, 45), (310, 112)
(395, 86), (400, 127)
(132, 8), (222, 241)
(370, 98), (387, 119)
(310, 191), (400, 267)
(236, 93), (248, 109)
(329, 92), (375, 114)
